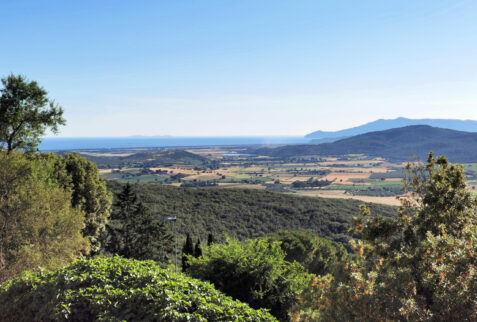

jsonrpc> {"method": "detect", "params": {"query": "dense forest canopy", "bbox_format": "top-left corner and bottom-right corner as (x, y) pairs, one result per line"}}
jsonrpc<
(106, 181), (396, 246)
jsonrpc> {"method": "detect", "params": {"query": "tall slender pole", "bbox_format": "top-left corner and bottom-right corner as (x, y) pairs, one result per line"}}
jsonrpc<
(174, 220), (177, 273)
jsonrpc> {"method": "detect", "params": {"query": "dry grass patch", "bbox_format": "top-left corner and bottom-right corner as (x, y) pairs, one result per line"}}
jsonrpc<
(182, 174), (221, 181)
(99, 169), (116, 174)
(292, 189), (401, 206)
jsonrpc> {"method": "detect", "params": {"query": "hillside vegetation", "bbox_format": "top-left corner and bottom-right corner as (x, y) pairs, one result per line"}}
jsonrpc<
(257, 125), (477, 162)
(106, 181), (396, 246)
(0, 256), (275, 321)
(79, 149), (208, 169)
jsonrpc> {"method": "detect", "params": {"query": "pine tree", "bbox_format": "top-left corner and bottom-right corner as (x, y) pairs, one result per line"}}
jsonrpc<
(106, 183), (137, 255)
(105, 184), (172, 262)
(128, 202), (173, 262)
(194, 238), (202, 258)
(182, 233), (194, 271)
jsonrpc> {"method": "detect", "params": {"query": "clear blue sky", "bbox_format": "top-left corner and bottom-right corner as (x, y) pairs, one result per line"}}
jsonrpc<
(1, 0), (476, 137)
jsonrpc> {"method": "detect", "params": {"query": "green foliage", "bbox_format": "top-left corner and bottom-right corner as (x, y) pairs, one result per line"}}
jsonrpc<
(312, 153), (477, 321)
(0, 256), (276, 321)
(369, 167), (406, 179)
(38, 153), (113, 254)
(181, 180), (218, 187)
(291, 178), (332, 188)
(104, 184), (172, 262)
(106, 181), (396, 247)
(0, 152), (88, 282)
(266, 230), (350, 278)
(186, 238), (309, 321)
(0, 74), (65, 152)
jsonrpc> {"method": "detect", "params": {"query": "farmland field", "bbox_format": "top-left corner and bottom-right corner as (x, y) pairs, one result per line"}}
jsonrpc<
(77, 146), (477, 206)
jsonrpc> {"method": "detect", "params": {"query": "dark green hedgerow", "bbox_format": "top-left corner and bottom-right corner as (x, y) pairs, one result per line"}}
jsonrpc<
(0, 256), (276, 321)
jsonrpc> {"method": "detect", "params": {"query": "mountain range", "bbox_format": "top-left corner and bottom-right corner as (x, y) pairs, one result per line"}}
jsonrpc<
(305, 117), (477, 142)
(257, 125), (477, 162)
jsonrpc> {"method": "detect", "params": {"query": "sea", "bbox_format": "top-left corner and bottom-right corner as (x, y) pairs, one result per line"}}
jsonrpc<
(39, 136), (310, 151)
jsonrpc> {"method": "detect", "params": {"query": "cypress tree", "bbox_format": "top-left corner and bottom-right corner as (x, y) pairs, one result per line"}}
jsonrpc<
(194, 238), (202, 258)
(207, 233), (215, 246)
(181, 233), (194, 271)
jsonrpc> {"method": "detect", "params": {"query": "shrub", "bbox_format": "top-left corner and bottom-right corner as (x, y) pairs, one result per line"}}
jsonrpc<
(266, 230), (350, 279)
(186, 238), (309, 321)
(0, 256), (276, 321)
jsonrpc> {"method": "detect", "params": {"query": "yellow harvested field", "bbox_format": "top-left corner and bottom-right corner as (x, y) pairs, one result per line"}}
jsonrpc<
(293, 190), (401, 206)
(278, 176), (313, 184)
(99, 169), (115, 174)
(386, 178), (402, 182)
(323, 172), (370, 184)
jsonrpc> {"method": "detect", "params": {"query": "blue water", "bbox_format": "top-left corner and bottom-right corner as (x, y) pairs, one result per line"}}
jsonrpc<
(39, 136), (310, 151)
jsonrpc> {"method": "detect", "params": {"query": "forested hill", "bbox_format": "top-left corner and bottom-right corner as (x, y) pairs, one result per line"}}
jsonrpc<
(256, 125), (477, 162)
(78, 150), (207, 169)
(305, 117), (477, 140)
(107, 181), (396, 246)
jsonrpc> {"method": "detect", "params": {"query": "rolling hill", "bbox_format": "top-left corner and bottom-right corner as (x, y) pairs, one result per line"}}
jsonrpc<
(306, 117), (477, 141)
(258, 125), (477, 162)
(78, 150), (208, 169)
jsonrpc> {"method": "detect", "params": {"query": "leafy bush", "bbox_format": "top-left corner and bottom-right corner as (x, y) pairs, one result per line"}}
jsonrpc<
(186, 238), (309, 321)
(266, 230), (350, 278)
(0, 256), (276, 321)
